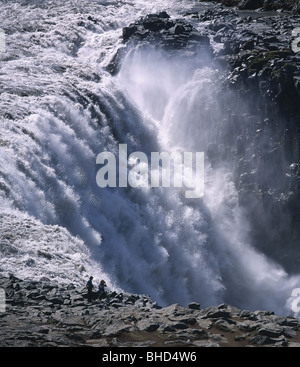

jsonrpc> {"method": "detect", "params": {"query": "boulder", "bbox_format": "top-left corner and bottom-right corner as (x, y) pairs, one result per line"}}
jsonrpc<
(250, 335), (272, 345)
(172, 322), (189, 330)
(215, 319), (236, 332)
(258, 323), (284, 338)
(203, 308), (231, 319)
(158, 324), (177, 332)
(189, 302), (201, 310)
(47, 296), (64, 305)
(137, 320), (160, 332)
(197, 318), (214, 330)
(239, 310), (257, 320)
(238, 320), (261, 332)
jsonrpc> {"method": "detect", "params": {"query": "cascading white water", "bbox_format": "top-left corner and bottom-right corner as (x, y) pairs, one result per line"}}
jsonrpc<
(0, 0), (299, 316)
(117, 33), (300, 314)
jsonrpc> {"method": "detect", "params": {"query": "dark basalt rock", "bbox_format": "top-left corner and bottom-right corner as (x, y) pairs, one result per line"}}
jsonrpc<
(200, 0), (300, 12)
(238, 0), (264, 10)
(107, 11), (212, 75)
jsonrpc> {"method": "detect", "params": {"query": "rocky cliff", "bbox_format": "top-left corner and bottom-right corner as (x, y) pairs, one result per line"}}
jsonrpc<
(1, 274), (300, 347)
(200, 0), (300, 13)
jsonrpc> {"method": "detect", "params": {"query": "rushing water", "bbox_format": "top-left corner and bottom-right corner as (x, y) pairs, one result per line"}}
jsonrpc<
(0, 0), (299, 316)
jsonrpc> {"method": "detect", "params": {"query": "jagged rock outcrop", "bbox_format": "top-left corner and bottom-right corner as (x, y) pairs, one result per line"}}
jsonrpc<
(0, 274), (300, 347)
(199, 0), (300, 13)
(106, 11), (212, 75)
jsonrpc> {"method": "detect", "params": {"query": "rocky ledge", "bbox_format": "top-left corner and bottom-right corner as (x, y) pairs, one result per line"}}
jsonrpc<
(0, 274), (300, 347)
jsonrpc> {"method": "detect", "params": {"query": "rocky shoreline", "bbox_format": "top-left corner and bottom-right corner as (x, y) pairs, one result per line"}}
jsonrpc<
(0, 274), (300, 347)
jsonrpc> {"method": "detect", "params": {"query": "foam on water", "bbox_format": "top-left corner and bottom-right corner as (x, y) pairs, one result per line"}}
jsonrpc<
(0, 0), (299, 315)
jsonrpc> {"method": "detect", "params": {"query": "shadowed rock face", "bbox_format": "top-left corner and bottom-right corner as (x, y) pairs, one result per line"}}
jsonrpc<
(1, 274), (300, 347)
(108, 5), (300, 273)
(199, 0), (300, 13)
(203, 7), (300, 273)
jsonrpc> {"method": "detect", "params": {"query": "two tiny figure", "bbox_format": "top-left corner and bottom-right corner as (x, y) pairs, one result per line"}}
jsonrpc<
(86, 276), (107, 302)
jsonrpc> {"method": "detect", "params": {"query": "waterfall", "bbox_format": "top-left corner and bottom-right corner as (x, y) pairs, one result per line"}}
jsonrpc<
(0, 0), (299, 316)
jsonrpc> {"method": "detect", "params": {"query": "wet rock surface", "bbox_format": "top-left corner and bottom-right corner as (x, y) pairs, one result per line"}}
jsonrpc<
(200, 0), (300, 13)
(106, 10), (213, 75)
(1, 274), (300, 347)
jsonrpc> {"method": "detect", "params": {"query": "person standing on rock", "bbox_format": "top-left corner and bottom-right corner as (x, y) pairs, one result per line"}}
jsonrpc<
(98, 279), (107, 300)
(86, 276), (94, 302)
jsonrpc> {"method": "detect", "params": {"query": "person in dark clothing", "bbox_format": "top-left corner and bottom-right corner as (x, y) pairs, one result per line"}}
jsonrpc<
(98, 279), (107, 300)
(86, 276), (94, 302)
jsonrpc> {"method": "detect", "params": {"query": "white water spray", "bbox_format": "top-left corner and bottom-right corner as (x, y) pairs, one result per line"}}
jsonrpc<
(0, 0), (299, 315)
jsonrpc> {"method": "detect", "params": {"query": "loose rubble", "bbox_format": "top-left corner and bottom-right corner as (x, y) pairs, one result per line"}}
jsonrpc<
(1, 274), (300, 347)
